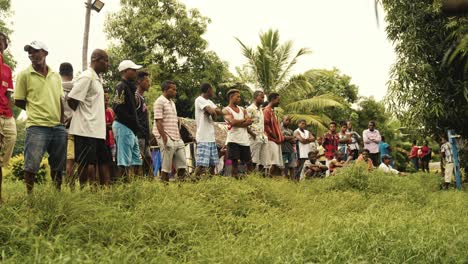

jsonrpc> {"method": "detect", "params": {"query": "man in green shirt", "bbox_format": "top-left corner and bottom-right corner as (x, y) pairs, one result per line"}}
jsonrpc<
(14, 41), (66, 194)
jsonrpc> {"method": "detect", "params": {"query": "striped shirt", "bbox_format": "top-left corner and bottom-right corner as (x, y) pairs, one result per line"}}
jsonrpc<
(153, 95), (180, 140)
(440, 142), (453, 163)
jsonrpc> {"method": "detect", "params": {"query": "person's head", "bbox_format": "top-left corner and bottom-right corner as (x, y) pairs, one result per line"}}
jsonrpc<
(59, 62), (73, 81)
(90, 49), (109, 74)
(252, 90), (265, 106)
(136, 71), (151, 92)
(334, 150), (344, 161)
(361, 149), (370, 161)
(24, 40), (48, 67)
(381, 135), (386, 142)
(104, 90), (110, 107)
(368, 121), (376, 131)
(381, 154), (392, 165)
(298, 119), (306, 130)
(282, 115), (291, 127)
(118, 60), (142, 81)
(412, 140), (417, 146)
(424, 140), (428, 146)
(329, 121), (337, 133)
(201, 83), (214, 98)
(440, 135), (448, 144)
(227, 89), (241, 105)
(268, 93), (280, 108)
(340, 121), (347, 133)
(161, 80), (177, 99)
(0, 32), (9, 54)
(308, 150), (319, 161)
(346, 121), (353, 130)
(317, 136), (323, 145)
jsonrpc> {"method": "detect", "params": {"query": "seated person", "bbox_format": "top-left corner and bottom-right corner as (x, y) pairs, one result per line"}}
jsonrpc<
(300, 150), (328, 180)
(356, 148), (374, 171)
(328, 150), (352, 175)
(378, 154), (405, 176)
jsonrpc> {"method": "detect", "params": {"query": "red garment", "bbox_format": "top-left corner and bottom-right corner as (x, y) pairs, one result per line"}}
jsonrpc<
(0, 53), (14, 118)
(420, 146), (430, 158)
(105, 107), (115, 147)
(409, 146), (419, 159)
(323, 131), (339, 160)
(263, 106), (284, 144)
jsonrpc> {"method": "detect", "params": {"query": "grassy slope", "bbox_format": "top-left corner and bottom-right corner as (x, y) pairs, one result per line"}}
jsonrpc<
(0, 165), (467, 263)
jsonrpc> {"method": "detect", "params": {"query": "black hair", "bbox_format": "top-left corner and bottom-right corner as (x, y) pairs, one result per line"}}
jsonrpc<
(340, 121), (347, 127)
(369, 121), (376, 126)
(329, 121), (337, 126)
(381, 135), (385, 142)
(253, 90), (264, 99)
(137, 71), (149, 82)
(268, 92), (280, 102)
(361, 148), (370, 154)
(59, 62), (73, 77)
(297, 119), (306, 124)
(0, 32), (8, 48)
(161, 80), (175, 92)
(412, 140), (417, 145)
(308, 150), (319, 156)
(201, 83), (212, 93)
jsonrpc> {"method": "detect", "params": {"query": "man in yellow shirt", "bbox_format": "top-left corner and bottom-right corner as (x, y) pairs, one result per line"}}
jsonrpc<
(14, 41), (66, 194)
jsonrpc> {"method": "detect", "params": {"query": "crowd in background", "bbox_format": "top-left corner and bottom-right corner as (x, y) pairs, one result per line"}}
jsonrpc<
(0, 35), (459, 200)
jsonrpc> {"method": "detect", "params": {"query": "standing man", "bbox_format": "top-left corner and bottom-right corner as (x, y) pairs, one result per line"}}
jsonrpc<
(263, 93), (284, 176)
(440, 135), (453, 189)
(113, 60), (143, 180)
(135, 71), (153, 177)
(338, 121), (351, 161)
(362, 121), (381, 166)
(323, 121), (340, 175)
(281, 115), (296, 179)
(294, 119), (315, 180)
(59, 62), (75, 188)
(346, 121), (361, 160)
(15, 41), (66, 193)
(223, 89), (253, 178)
(0, 32), (16, 201)
(246, 90), (267, 172)
(153, 80), (187, 182)
(194, 83), (222, 176)
(67, 49), (112, 188)
(378, 136), (391, 165)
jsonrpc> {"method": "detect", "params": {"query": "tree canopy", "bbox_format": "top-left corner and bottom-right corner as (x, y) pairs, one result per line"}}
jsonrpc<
(382, 0), (468, 137)
(104, 0), (233, 118)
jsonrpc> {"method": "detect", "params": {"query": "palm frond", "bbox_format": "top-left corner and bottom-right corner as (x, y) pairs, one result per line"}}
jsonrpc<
(283, 94), (344, 113)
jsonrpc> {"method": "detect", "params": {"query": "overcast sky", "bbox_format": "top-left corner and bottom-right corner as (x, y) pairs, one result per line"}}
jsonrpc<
(9, 0), (394, 99)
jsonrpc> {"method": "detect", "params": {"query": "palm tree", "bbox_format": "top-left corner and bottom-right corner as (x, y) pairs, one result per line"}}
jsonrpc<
(236, 29), (344, 132)
(236, 29), (311, 94)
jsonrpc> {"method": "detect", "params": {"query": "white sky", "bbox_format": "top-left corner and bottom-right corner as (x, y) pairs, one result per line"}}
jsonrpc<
(9, 0), (395, 99)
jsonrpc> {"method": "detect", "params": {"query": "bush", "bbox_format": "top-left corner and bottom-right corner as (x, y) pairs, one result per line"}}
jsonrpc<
(7, 154), (48, 183)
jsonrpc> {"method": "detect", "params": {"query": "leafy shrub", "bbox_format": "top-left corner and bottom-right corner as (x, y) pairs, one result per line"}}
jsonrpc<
(7, 154), (48, 183)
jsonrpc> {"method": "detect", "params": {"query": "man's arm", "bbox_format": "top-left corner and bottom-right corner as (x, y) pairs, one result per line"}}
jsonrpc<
(156, 119), (167, 145)
(223, 108), (250, 127)
(294, 131), (309, 144)
(363, 131), (371, 144)
(263, 108), (276, 140)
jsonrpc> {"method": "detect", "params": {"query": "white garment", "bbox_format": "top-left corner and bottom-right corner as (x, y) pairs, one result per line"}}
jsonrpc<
(295, 128), (311, 159)
(62, 81), (74, 121)
(194, 96), (217, 143)
(68, 68), (106, 139)
(378, 163), (399, 175)
(265, 141), (283, 168)
(225, 106), (250, 146)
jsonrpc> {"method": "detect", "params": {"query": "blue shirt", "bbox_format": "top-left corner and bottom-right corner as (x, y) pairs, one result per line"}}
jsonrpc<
(379, 141), (390, 158)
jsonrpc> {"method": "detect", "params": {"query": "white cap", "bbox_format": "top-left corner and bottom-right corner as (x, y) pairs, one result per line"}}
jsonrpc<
(24, 40), (49, 52)
(118, 60), (142, 72)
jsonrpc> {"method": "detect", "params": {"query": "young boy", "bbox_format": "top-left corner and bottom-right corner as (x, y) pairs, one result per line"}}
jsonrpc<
(300, 150), (328, 180)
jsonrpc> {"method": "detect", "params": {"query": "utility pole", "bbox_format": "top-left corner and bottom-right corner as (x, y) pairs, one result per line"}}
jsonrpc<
(82, 0), (92, 71)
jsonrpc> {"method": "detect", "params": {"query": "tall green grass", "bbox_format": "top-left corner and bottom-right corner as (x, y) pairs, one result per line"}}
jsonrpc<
(0, 165), (467, 263)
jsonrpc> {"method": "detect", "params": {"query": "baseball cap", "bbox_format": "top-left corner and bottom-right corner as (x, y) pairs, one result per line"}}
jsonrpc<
(24, 40), (48, 52)
(381, 154), (392, 160)
(118, 60), (142, 72)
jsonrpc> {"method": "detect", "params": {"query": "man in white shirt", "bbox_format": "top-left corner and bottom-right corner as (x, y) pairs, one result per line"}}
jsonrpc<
(363, 121), (382, 166)
(246, 90), (267, 173)
(67, 49), (112, 188)
(378, 154), (404, 175)
(194, 83), (222, 177)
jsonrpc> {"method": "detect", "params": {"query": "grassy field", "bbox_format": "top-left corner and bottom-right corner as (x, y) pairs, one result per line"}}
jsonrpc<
(0, 165), (467, 263)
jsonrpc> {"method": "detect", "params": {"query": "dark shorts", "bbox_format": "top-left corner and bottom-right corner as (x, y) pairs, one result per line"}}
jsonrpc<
(74, 135), (112, 165)
(227, 142), (251, 162)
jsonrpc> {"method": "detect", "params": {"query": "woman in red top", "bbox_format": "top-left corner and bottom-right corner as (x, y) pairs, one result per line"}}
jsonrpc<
(408, 140), (420, 171)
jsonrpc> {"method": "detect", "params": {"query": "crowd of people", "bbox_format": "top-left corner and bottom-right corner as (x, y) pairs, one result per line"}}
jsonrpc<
(0, 35), (458, 200)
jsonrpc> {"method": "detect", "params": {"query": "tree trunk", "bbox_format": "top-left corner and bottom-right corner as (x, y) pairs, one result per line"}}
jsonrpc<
(82, 0), (92, 71)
